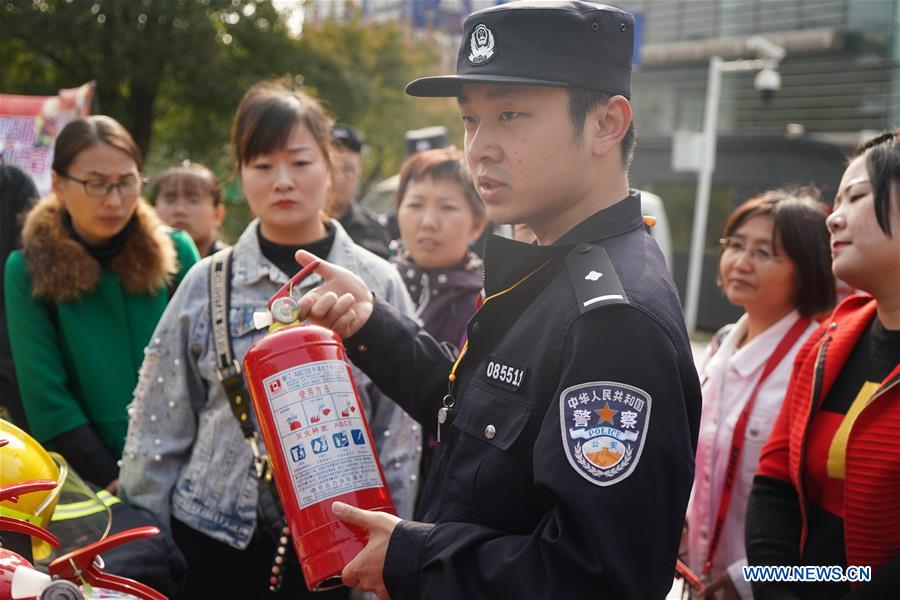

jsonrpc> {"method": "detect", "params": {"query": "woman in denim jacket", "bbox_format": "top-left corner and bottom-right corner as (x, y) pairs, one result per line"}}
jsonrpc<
(119, 81), (419, 599)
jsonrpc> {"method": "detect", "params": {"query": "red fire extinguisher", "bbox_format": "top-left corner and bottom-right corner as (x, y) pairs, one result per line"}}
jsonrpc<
(243, 261), (397, 591)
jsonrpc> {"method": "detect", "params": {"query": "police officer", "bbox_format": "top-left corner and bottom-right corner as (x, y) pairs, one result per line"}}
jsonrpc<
(295, 2), (701, 598)
(330, 123), (392, 258)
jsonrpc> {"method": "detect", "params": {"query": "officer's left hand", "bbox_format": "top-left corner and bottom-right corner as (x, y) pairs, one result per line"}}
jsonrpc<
(697, 570), (741, 599)
(333, 501), (401, 600)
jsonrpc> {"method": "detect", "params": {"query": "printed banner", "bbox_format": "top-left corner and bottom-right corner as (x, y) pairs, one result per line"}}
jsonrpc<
(0, 81), (95, 197)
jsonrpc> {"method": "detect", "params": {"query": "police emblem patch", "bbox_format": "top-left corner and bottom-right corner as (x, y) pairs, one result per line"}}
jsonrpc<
(559, 381), (651, 487)
(468, 23), (495, 65)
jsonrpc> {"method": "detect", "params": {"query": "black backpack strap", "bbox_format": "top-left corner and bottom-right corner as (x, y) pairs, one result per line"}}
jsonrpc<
(208, 247), (266, 477)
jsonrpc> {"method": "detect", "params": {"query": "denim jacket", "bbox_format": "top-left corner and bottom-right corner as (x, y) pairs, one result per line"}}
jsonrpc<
(119, 220), (421, 549)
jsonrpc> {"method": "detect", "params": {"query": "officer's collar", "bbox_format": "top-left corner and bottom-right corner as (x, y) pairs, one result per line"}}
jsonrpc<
(483, 191), (643, 296)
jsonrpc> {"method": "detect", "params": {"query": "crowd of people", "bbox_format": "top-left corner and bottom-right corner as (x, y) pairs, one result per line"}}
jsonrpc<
(1, 1), (898, 599)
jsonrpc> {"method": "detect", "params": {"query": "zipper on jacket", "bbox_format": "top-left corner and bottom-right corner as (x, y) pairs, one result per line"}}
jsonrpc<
(427, 260), (551, 519)
(862, 373), (899, 409)
(841, 373), (900, 492)
(843, 374), (900, 451)
(796, 336), (831, 548)
(838, 372), (900, 566)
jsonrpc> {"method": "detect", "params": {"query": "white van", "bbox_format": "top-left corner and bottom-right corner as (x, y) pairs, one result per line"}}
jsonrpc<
(639, 190), (673, 272)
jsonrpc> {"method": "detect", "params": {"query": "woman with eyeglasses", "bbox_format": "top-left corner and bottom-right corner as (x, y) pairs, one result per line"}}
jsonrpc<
(683, 188), (835, 599)
(745, 132), (900, 599)
(3, 116), (199, 490)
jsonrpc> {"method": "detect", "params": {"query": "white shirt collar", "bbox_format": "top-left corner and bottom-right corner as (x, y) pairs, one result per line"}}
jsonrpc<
(722, 310), (803, 378)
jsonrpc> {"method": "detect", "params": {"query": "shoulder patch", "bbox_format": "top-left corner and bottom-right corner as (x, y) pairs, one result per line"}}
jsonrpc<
(565, 243), (629, 314)
(559, 381), (651, 487)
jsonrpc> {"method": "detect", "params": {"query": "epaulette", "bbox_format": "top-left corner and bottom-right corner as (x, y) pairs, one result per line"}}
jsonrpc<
(565, 242), (629, 314)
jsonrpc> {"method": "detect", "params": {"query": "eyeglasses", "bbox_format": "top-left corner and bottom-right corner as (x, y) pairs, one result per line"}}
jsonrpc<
(718, 237), (784, 264)
(58, 171), (145, 199)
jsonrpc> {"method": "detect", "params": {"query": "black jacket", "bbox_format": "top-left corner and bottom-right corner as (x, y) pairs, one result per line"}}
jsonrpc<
(338, 202), (391, 259)
(348, 192), (701, 599)
(0, 163), (38, 429)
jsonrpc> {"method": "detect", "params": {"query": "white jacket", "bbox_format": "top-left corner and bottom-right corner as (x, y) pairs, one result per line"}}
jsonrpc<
(685, 310), (817, 598)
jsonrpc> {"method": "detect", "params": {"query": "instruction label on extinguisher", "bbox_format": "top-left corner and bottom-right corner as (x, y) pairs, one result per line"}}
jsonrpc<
(263, 360), (383, 509)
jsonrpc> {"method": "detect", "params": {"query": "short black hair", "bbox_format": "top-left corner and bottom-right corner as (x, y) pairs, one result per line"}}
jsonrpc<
(567, 87), (636, 168)
(53, 115), (142, 174)
(150, 161), (221, 207)
(851, 131), (899, 236)
(721, 187), (835, 318)
(232, 80), (333, 174)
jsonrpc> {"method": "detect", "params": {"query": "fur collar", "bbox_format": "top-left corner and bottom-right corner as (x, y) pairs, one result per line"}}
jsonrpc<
(21, 196), (177, 303)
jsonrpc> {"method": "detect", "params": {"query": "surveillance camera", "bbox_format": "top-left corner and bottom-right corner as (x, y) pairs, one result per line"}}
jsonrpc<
(754, 68), (781, 103)
(747, 36), (786, 61)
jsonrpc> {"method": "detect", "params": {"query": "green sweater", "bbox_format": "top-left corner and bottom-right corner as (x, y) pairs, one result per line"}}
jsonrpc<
(4, 230), (198, 458)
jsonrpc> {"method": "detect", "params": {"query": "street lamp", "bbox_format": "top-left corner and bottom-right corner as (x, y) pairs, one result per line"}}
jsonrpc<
(682, 36), (786, 335)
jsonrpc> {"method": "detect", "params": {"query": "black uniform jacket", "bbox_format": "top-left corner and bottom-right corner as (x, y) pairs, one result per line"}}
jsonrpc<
(347, 192), (701, 599)
(339, 201), (392, 259)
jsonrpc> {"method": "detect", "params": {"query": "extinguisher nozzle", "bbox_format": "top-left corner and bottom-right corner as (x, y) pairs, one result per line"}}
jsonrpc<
(11, 565), (52, 599)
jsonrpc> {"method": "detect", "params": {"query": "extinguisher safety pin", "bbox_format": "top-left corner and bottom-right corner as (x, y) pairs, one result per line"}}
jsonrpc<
(67, 556), (86, 585)
(268, 260), (321, 312)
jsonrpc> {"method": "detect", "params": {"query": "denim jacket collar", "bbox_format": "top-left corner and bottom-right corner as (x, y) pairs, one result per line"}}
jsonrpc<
(232, 218), (361, 292)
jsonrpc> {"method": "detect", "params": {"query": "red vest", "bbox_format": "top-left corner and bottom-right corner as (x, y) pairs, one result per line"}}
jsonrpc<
(757, 294), (900, 572)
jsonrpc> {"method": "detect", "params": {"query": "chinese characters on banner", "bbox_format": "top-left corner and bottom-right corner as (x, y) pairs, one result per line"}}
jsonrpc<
(0, 81), (95, 197)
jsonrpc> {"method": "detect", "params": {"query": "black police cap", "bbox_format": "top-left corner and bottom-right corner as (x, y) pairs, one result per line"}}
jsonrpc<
(404, 126), (449, 157)
(332, 123), (364, 153)
(406, 0), (634, 99)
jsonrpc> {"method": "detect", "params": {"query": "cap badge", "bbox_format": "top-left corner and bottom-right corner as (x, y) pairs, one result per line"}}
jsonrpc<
(468, 23), (495, 66)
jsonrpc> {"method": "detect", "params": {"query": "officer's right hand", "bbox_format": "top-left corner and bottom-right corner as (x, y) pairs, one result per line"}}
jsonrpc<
(294, 250), (374, 339)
